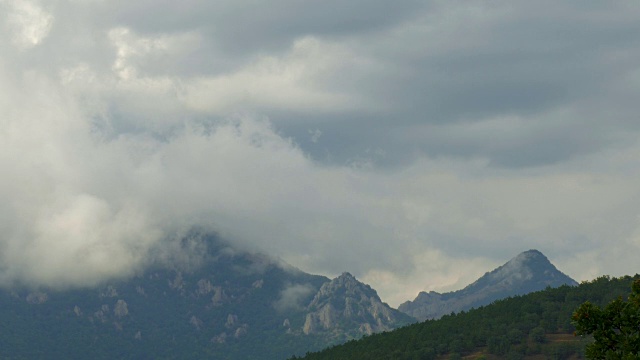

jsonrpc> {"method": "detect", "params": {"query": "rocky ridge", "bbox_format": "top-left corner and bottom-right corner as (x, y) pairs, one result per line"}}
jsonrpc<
(302, 272), (414, 339)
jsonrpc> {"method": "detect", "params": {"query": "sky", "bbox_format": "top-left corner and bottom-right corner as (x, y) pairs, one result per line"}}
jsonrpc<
(1, 0), (640, 307)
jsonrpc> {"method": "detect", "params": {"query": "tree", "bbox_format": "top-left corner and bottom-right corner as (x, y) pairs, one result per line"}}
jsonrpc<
(572, 279), (640, 359)
(529, 326), (547, 344)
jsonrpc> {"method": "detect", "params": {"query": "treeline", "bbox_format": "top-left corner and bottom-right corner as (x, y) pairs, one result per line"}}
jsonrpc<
(294, 275), (640, 360)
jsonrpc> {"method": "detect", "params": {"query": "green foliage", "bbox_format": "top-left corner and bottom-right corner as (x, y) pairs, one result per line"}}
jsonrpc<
(297, 275), (640, 360)
(572, 279), (640, 359)
(529, 326), (547, 343)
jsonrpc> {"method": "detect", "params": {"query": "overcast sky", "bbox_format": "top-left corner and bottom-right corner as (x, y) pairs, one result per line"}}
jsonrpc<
(1, 0), (640, 307)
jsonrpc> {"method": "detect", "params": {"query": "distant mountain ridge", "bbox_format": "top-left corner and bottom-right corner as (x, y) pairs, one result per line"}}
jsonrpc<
(398, 249), (578, 321)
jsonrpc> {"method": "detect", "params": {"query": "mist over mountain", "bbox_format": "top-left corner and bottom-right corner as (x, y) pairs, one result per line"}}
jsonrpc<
(0, 234), (410, 359)
(399, 250), (578, 321)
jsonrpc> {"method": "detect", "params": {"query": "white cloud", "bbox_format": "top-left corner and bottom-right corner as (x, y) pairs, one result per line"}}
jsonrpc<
(2, 0), (53, 49)
(362, 250), (498, 307)
(273, 283), (316, 312)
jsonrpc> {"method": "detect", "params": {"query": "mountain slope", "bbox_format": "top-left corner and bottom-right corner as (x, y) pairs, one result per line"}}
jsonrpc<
(399, 249), (578, 321)
(0, 235), (327, 359)
(0, 234), (410, 359)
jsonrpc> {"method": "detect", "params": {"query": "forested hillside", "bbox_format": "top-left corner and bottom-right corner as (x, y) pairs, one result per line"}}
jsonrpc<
(296, 275), (640, 360)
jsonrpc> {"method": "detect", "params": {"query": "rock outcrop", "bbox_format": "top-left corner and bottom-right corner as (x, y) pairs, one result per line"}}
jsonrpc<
(302, 272), (414, 339)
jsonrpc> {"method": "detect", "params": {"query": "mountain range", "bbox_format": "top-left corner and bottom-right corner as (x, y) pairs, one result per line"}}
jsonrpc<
(298, 274), (639, 360)
(0, 234), (576, 359)
(0, 234), (410, 359)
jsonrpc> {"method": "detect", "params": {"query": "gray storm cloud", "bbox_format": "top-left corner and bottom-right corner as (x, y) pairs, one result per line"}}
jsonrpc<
(1, 0), (640, 307)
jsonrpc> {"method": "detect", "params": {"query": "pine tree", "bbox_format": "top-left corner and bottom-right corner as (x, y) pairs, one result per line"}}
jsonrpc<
(572, 279), (640, 359)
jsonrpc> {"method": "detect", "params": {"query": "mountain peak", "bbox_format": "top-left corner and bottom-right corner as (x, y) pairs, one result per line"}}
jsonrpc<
(399, 249), (577, 321)
(512, 249), (548, 264)
(303, 272), (414, 337)
(502, 249), (549, 269)
(521, 249), (545, 257)
(338, 272), (356, 280)
(310, 272), (376, 304)
(489, 249), (571, 287)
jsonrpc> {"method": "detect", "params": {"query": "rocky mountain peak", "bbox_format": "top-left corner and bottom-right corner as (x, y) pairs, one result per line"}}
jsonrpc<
(399, 249), (577, 321)
(520, 249), (544, 257)
(308, 272), (379, 308)
(302, 273), (414, 338)
(505, 249), (551, 271)
(478, 249), (576, 290)
(337, 272), (356, 281)
(329, 272), (360, 289)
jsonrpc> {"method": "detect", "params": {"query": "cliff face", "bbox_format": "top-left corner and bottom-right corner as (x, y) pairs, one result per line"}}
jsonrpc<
(302, 272), (415, 339)
(399, 250), (578, 321)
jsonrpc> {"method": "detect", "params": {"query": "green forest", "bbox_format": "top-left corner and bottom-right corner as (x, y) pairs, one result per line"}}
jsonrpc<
(295, 275), (640, 360)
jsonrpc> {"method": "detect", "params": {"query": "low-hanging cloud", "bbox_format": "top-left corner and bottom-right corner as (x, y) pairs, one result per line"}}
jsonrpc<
(273, 283), (316, 312)
(0, 56), (400, 288)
